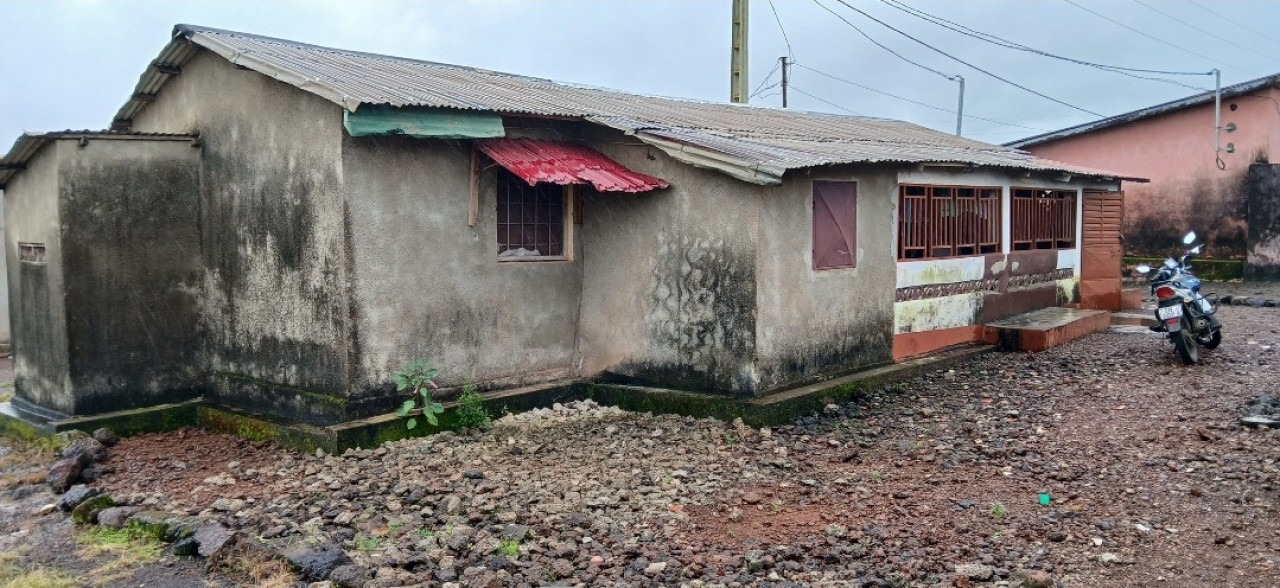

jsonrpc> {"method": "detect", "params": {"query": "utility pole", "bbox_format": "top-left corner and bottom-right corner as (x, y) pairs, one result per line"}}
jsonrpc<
(780, 56), (789, 108)
(730, 0), (749, 103)
(949, 74), (965, 136)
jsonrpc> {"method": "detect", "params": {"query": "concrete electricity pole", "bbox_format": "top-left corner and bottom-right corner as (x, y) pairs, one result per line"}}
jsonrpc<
(730, 0), (749, 103)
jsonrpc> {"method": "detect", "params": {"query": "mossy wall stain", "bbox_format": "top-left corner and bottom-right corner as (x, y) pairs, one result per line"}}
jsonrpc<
(617, 234), (757, 394)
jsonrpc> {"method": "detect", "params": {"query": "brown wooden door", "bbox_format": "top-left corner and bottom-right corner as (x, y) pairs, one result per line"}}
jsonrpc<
(1080, 190), (1124, 310)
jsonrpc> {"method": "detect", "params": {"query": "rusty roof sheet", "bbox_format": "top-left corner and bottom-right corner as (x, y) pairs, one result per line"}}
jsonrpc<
(476, 138), (668, 193)
(0, 131), (195, 189)
(109, 24), (1143, 184)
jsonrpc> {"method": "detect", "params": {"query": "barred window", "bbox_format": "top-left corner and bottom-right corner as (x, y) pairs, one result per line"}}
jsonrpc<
(496, 168), (566, 260)
(1011, 188), (1077, 250)
(898, 184), (1002, 260)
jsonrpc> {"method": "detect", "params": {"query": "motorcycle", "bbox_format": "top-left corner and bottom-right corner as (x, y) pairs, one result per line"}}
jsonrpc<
(1135, 231), (1222, 365)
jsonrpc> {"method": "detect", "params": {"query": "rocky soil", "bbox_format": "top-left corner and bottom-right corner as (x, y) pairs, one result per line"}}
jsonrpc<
(6, 305), (1280, 587)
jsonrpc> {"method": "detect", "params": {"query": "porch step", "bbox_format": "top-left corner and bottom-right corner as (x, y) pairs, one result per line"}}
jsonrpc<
(983, 307), (1112, 352)
(1121, 288), (1145, 310)
(1110, 311), (1158, 327)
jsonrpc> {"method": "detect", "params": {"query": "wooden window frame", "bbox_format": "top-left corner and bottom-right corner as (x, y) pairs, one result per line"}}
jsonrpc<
(495, 168), (574, 262)
(897, 184), (1002, 261)
(1011, 187), (1077, 251)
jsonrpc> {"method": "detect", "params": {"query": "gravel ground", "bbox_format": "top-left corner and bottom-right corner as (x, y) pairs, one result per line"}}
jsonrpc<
(12, 305), (1280, 587)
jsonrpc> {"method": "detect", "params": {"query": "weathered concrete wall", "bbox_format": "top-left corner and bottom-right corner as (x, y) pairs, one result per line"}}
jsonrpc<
(1024, 90), (1280, 259)
(0, 204), (9, 346)
(4, 141), (70, 415)
(342, 131), (581, 401)
(59, 138), (203, 414)
(1247, 163), (1280, 279)
(753, 166), (897, 391)
(128, 48), (353, 424)
(579, 129), (762, 395)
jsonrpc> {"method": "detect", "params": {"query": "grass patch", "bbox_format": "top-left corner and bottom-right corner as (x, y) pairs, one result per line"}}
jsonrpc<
(76, 525), (164, 586)
(213, 542), (298, 588)
(0, 549), (80, 588)
(355, 534), (383, 551)
(0, 439), (55, 490)
(496, 538), (520, 557)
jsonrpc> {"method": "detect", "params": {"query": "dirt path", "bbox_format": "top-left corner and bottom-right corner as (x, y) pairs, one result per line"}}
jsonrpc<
(2, 306), (1278, 587)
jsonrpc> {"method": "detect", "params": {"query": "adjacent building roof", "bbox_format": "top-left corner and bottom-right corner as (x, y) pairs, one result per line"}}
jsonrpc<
(1006, 72), (1280, 149)
(0, 131), (196, 189)
(109, 24), (1140, 185)
(476, 138), (669, 193)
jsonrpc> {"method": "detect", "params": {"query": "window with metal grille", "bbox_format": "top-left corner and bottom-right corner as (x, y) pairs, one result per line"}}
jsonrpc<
(898, 184), (1002, 260)
(1011, 188), (1077, 251)
(813, 181), (858, 270)
(18, 242), (45, 264)
(496, 168), (565, 260)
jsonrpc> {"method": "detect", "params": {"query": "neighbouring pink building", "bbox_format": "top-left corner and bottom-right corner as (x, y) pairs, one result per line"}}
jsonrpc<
(1008, 73), (1280, 279)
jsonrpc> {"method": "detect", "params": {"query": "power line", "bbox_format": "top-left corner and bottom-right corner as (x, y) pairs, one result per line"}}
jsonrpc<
(750, 60), (782, 99)
(811, 0), (953, 80)
(795, 64), (1049, 132)
(788, 85), (863, 116)
(767, 0), (795, 61)
(879, 0), (1211, 91)
(1131, 0), (1280, 63)
(826, 0), (1105, 117)
(1061, 0), (1232, 69)
(1184, 0), (1280, 50)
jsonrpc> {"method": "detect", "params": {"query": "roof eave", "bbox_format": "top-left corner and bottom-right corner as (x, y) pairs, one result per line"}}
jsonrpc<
(1007, 73), (1280, 149)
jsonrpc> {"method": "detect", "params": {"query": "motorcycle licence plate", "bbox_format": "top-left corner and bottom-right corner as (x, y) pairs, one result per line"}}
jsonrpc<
(1157, 305), (1183, 320)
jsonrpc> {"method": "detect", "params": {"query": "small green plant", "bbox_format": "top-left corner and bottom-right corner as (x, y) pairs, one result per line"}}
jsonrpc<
(990, 501), (1007, 520)
(496, 538), (520, 557)
(418, 527), (436, 538)
(992, 530), (1003, 539)
(724, 433), (739, 445)
(871, 470), (882, 481)
(355, 534), (383, 551)
(455, 379), (491, 430)
(394, 359), (444, 429)
(443, 523), (455, 536)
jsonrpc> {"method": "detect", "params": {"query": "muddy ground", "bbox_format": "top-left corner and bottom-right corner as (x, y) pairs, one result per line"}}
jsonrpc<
(1, 304), (1278, 587)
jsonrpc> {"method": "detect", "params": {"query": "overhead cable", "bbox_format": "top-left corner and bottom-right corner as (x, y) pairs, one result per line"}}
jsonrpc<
(1130, 0), (1279, 63)
(767, 0), (796, 61)
(879, 0), (1212, 91)
(1184, 0), (1280, 50)
(750, 60), (783, 99)
(1061, 0), (1232, 68)
(788, 85), (864, 116)
(811, 0), (954, 81)
(795, 64), (1049, 132)
(826, 0), (1105, 117)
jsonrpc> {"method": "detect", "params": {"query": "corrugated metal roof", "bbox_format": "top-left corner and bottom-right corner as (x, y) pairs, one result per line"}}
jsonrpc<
(0, 131), (196, 189)
(476, 138), (668, 193)
(109, 24), (1143, 184)
(1006, 72), (1280, 149)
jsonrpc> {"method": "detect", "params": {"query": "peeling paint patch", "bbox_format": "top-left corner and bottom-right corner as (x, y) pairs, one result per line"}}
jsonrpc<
(894, 293), (982, 334)
(896, 257), (985, 288)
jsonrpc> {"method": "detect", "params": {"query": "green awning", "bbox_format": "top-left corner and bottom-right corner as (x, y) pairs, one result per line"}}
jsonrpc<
(343, 105), (505, 139)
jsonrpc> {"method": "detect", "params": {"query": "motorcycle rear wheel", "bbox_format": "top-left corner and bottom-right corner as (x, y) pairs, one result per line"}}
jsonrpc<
(1174, 316), (1200, 365)
(1197, 329), (1223, 349)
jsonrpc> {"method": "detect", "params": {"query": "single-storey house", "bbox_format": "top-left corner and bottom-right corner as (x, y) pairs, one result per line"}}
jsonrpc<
(0, 25), (1138, 428)
(1008, 72), (1280, 278)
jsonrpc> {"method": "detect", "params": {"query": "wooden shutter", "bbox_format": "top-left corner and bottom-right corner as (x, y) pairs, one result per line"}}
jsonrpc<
(813, 181), (858, 270)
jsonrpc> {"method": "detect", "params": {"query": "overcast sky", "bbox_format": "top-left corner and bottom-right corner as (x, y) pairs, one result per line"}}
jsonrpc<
(3, 0), (1279, 148)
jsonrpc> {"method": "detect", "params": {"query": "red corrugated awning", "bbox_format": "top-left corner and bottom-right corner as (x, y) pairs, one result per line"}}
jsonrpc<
(475, 137), (668, 193)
